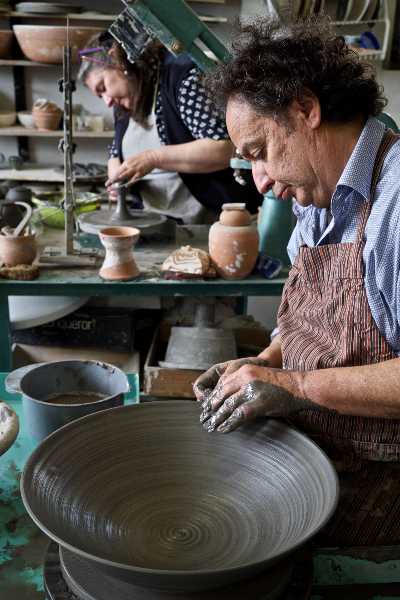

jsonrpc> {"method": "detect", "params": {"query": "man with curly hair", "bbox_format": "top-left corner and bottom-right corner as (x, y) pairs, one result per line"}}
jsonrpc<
(195, 18), (400, 546)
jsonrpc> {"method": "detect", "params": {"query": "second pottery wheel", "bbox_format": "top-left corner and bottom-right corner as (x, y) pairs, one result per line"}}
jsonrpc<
(78, 208), (166, 235)
(78, 182), (167, 235)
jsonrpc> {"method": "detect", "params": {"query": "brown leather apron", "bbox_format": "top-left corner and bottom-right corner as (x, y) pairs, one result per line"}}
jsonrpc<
(277, 130), (400, 545)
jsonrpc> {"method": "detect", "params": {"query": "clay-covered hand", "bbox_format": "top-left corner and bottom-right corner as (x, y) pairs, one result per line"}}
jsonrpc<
(199, 364), (309, 433)
(193, 357), (270, 404)
(105, 150), (158, 187)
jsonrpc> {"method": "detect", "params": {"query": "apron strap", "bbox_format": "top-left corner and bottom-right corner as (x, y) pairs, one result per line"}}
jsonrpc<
(355, 129), (400, 245)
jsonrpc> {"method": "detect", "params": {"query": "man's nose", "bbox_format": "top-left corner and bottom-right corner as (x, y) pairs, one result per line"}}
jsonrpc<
(252, 161), (274, 195)
(102, 94), (114, 108)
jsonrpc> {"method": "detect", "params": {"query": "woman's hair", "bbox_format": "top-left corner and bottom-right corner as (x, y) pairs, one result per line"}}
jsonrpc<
(78, 33), (164, 127)
(203, 17), (387, 125)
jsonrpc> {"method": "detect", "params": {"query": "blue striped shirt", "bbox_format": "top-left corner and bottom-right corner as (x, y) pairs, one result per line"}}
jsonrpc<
(287, 117), (400, 355)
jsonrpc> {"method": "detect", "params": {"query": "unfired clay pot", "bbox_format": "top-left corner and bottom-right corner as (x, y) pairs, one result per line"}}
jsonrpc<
(0, 233), (37, 266)
(99, 226), (140, 281)
(209, 203), (259, 279)
(32, 100), (62, 131)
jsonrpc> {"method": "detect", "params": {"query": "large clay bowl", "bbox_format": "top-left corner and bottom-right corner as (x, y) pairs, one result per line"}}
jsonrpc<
(13, 25), (103, 64)
(21, 402), (338, 592)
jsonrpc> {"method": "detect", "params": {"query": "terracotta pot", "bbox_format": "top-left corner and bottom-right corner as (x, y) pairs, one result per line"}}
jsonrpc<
(32, 109), (62, 131)
(0, 30), (13, 59)
(99, 226), (140, 281)
(0, 233), (37, 266)
(209, 203), (259, 279)
(13, 25), (103, 64)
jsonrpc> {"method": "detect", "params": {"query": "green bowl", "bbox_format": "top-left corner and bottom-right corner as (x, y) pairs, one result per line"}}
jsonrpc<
(32, 193), (99, 228)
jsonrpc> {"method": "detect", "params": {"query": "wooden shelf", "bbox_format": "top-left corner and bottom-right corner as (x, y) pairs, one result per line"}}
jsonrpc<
(0, 59), (53, 67)
(0, 126), (114, 138)
(8, 11), (227, 23)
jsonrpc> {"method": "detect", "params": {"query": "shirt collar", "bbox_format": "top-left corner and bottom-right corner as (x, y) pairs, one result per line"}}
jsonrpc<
(336, 116), (386, 202)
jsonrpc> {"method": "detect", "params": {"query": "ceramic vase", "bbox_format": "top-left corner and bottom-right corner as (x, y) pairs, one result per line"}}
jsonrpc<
(99, 226), (140, 281)
(0, 233), (37, 266)
(209, 203), (259, 279)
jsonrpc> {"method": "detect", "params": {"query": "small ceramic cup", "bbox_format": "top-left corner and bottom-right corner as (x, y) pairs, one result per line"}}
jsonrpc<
(98, 226), (140, 281)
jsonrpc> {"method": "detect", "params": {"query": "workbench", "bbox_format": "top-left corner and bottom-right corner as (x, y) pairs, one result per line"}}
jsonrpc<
(2, 376), (400, 600)
(0, 226), (287, 372)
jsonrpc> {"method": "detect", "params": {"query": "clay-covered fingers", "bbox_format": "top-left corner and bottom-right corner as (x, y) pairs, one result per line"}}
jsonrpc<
(205, 361), (271, 414)
(193, 362), (229, 404)
(203, 381), (279, 433)
(194, 357), (268, 404)
(202, 391), (246, 432)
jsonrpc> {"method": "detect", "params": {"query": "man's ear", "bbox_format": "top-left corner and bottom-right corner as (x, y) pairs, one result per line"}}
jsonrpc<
(291, 93), (321, 130)
(107, 47), (117, 59)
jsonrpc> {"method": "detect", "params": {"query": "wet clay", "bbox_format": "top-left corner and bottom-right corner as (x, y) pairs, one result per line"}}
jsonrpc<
(43, 391), (107, 405)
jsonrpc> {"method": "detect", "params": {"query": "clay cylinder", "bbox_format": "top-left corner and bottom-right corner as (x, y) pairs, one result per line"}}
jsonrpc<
(99, 226), (140, 281)
(209, 203), (259, 280)
(0, 234), (37, 266)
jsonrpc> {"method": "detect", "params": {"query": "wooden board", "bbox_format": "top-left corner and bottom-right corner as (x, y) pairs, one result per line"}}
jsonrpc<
(143, 322), (269, 399)
(144, 325), (201, 399)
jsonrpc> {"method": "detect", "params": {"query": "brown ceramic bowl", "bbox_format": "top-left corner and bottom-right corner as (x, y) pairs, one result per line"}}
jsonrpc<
(0, 233), (37, 266)
(13, 25), (103, 64)
(32, 108), (62, 131)
(21, 402), (338, 592)
(0, 30), (13, 58)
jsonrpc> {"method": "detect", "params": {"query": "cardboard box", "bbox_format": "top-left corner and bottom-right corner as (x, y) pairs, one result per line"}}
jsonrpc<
(12, 306), (135, 352)
(144, 323), (269, 399)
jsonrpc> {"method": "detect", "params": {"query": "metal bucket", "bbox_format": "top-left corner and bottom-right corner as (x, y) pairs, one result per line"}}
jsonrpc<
(6, 360), (129, 441)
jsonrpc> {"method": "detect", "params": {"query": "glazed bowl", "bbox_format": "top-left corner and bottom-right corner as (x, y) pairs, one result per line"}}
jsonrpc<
(0, 30), (13, 58)
(17, 110), (35, 128)
(0, 111), (16, 127)
(21, 402), (338, 592)
(13, 25), (103, 64)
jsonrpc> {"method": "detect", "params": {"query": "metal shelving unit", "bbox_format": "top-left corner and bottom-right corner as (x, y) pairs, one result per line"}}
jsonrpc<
(0, 0), (232, 166)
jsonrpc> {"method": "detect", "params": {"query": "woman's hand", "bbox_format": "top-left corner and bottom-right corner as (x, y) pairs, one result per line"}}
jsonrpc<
(197, 362), (309, 434)
(106, 150), (159, 187)
(107, 157), (121, 201)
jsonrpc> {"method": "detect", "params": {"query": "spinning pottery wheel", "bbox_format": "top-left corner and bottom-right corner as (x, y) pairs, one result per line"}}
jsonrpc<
(21, 402), (338, 593)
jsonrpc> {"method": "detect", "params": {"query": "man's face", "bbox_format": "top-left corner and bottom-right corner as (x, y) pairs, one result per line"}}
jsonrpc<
(226, 97), (325, 208)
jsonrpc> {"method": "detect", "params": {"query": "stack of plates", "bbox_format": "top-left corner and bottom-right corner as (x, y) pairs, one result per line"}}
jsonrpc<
(0, 0), (11, 13)
(295, 0), (380, 20)
(15, 2), (82, 14)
